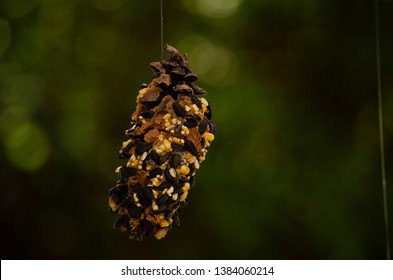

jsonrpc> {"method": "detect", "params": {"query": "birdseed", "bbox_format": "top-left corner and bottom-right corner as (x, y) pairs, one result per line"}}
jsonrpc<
(109, 44), (215, 240)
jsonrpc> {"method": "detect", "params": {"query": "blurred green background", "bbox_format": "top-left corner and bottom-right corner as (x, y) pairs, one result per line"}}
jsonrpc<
(1, 0), (392, 259)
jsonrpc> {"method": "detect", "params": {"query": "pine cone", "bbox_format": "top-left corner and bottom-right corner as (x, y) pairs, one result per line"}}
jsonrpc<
(109, 44), (216, 240)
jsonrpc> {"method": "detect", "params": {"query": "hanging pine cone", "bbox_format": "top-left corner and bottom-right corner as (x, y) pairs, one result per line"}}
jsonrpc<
(109, 44), (216, 240)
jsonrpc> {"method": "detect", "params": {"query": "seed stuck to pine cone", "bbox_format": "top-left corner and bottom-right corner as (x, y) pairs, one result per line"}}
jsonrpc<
(109, 44), (216, 240)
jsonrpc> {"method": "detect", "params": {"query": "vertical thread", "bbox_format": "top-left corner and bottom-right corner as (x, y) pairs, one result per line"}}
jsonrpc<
(160, 0), (164, 60)
(374, 0), (390, 260)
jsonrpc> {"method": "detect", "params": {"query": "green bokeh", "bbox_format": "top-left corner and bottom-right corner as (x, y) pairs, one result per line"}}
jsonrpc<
(4, 122), (50, 172)
(0, 0), (392, 259)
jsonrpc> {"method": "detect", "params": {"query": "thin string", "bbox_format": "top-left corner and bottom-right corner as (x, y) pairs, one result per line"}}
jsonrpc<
(374, 0), (390, 260)
(160, 0), (164, 60)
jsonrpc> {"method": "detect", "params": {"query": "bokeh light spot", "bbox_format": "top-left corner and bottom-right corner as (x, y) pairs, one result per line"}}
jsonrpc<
(179, 36), (237, 85)
(4, 122), (50, 172)
(2, 72), (43, 114)
(0, 105), (30, 135)
(195, 0), (242, 18)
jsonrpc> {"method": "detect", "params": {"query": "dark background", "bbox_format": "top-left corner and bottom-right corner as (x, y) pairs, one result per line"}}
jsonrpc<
(1, 0), (392, 259)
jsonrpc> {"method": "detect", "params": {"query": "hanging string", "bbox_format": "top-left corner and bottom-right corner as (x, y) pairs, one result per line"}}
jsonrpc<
(160, 0), (164, 60)
(374, 0), (390, 260)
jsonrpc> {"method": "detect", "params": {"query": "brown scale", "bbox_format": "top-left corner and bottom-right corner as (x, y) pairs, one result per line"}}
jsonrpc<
(109, 44), (216, 240)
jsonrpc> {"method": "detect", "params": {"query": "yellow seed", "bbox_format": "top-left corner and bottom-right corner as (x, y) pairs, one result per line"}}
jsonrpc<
(154, 228), (168, 239)
(179, 165), (190, 175)
(203, 132), (215, 142)
(122, 141), (129, 148)
(182, 183), (190, 192)
(187, 155), (196, 163)
(139, 88), (148, 94)
(115, 166), (121, 173)
(163, 113), (171, 120)
(141, 119), (146, 124)
(191, 104), (199, 112)
(159, 220), (170, 227)
(157, 214), (165, 220)
(180, 191), (188, 202)
(172, 193), (178, 200)
(152, 201), (158, 211)
(200, 97), (209, 106)
(201, 103), (207, 113)
(151, 177), (160, 186)
(163, 139), (171, 150)
(164, 121), (171, 128)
